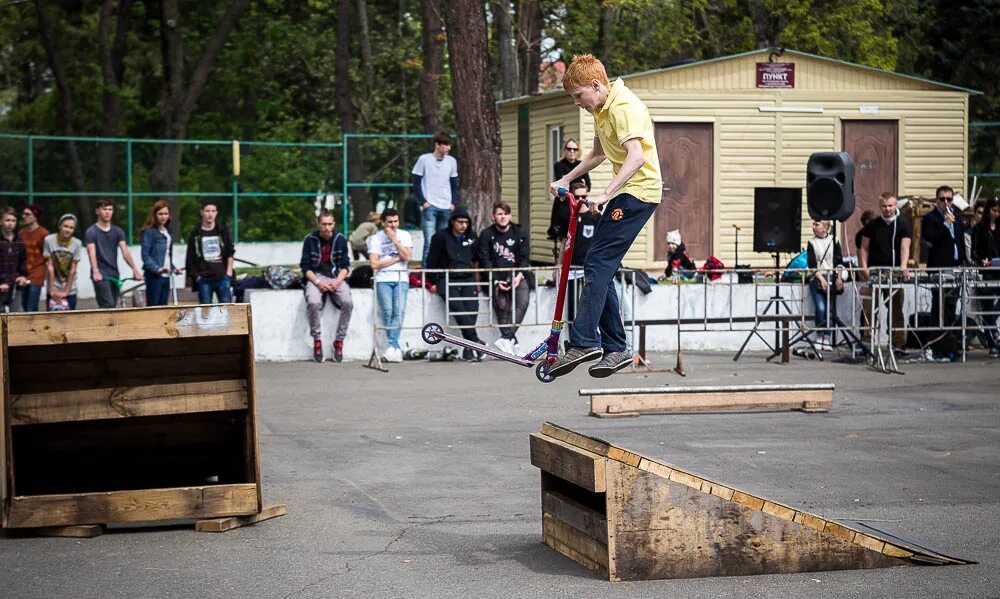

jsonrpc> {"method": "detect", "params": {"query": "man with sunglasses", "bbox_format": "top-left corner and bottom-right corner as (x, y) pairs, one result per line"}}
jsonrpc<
(921, 185), (966, 334)
(548, 140), (591, 243)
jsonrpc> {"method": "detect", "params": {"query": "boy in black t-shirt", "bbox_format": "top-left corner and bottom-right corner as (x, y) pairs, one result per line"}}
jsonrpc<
(859, 192), (912, 350)
(185, 201), (235, 304)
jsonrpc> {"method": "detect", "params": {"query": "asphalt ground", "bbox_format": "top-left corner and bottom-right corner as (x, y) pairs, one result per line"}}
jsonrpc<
(1, 350), (998, 598)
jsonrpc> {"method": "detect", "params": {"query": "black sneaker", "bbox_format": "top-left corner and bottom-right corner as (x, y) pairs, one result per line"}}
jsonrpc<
(588, 351), (633, 378)
(462, 347), (483, 362)
(333, 340), (344, 363)
(312, 339), (323, 363)
(548, 346), (603, 377)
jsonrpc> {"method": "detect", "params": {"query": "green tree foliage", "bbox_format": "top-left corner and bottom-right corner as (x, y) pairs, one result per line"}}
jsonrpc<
(0, 0), (993, 237)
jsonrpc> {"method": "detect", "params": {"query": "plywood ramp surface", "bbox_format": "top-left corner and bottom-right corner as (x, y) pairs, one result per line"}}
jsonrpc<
(532, 422), (972, 581)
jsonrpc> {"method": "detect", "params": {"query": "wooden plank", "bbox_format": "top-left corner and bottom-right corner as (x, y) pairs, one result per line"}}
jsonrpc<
(5, 305), (250, 347)
(542, 513), (609, 570)
(1, 315), (9, 526)
(8, 335), (246, 364)
(6, 484), (259, 528)
(530, 434), (606, 493)
(35, 524), (105, 538)
(244, 304), (262, 510)
(604, 460), (903, 581)
(542, 490), (608, 541)
(589, 387), (833, 416)
(539, 422), (611, 456)
(195, 504), (286, 533)
(10, 379), (249, 425)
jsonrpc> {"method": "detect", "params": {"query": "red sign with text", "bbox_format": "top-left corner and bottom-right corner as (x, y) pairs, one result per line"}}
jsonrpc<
(756, 62), (795, 89)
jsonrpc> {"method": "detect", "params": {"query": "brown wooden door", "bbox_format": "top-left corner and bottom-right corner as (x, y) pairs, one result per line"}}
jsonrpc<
(654, 123), (713, 261)
(842, 121), (898, 246)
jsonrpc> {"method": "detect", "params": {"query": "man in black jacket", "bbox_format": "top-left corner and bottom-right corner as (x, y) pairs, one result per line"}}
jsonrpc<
(299, 210), (353, 363)
(425, 207), (484, 360)
(921, 185), (965, 329)
(478, 202), (531, 355)
(185, 201), (234, 304)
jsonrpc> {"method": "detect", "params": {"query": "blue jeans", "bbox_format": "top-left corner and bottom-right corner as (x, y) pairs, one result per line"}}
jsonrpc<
(421, 205), (452, 265)
(145, 273), (171, 306)
(808, 277), (829, 328)
(20, 284), (43, 312)
(376, 281), (409, 349)
(569, 194), (657, 353)
(197, 276), (232, 304)
(46, 293), (77, 310)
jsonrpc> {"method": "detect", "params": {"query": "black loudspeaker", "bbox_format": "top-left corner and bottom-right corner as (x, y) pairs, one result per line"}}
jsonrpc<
(807, 151), (855, 221)
(753, 187), (802, 254)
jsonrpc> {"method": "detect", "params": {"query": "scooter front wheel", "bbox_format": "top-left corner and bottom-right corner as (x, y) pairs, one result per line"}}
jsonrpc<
(535, 361), (555, 383)
(422, 323), (444, 345)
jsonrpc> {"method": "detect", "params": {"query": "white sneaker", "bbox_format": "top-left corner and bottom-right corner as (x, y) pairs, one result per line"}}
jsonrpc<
(494, 337), (515, 355)
(383, 347), (402, 363)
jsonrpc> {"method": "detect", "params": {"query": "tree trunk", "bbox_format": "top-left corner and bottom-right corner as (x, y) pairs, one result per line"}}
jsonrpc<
(493, 0), (517, 99)
(419, 0), (444, 133)
(97, 0), (133, 195)
(336, 0), (370, 214)
(515, 0), (541, 95)
(596, 0), (615, 63)
(355, 0), (374, 128)
(444, 0), (501, 232)
(34, 0), (91, 224)
(151, 0), (250, 232)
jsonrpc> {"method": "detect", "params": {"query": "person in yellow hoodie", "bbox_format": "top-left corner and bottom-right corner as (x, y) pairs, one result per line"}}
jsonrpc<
(548, 54), (662, 378)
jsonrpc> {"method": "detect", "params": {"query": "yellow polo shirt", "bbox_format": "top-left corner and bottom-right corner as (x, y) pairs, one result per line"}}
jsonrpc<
(593, 78), (662, 204)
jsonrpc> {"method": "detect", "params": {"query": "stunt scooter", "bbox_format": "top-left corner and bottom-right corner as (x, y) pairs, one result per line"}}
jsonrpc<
(421, 188), (587, 383)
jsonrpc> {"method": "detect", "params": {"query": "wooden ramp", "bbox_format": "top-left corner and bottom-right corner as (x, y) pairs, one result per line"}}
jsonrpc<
(583, 384), (833, 418)
(529, 422), (971, 581)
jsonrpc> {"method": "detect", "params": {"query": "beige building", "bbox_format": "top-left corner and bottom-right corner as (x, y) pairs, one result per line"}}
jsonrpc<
(497, 48), (979, 268)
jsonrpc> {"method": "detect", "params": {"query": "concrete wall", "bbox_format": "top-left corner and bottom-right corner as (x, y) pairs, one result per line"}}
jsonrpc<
(246, 278), (858, 362)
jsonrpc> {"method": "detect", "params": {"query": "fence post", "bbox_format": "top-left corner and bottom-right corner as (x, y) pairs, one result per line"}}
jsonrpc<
(126, 140), (134, 244)
(26, 136), (33, 205)
(232, 140), (240, 244)
(341, 134), (349, 235)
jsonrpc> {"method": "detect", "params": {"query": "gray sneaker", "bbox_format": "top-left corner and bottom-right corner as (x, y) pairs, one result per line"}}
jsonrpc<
(588, 351), (633, 378)
(548, 346), (603, 378)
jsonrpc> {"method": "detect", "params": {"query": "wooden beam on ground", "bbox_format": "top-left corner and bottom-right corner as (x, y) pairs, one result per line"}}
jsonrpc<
(10, 379), (249, 425)
(5, 305), (250, 347)
(34, 524), (105, 538)
(5, 484), (259, 528)
(582, 384), (834, 417)
(195, 504), (286, 533)
(530, 422), (972, 581)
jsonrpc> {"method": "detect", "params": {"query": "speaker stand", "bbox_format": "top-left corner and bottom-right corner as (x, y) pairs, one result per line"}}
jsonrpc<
(733, 253), (804, 362)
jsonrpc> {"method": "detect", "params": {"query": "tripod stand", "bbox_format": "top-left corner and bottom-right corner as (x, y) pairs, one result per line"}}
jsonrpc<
(734, 251), (807, 362)
(776, 226), (868, 362)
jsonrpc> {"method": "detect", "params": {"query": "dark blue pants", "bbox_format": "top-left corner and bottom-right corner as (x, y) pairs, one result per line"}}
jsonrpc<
(569, 193), (657, 352)
(197, 276), (233, 304)
(145, 273), (171, 306)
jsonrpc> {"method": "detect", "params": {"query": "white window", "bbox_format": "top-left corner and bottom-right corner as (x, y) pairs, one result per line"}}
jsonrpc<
(548, 125), (563, 172)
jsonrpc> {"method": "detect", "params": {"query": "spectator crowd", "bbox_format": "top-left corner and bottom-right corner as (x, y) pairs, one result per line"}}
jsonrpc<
(2, 131), (996, 367)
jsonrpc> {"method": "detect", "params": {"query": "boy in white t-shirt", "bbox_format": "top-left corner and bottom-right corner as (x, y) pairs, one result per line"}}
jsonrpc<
(412, 131), (458, 265)
(367, 208), (413, 362)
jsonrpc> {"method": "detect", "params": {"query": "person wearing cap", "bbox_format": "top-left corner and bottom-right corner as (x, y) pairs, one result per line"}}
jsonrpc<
(43, 214), (83, 310)
(547, 54), (663, 378)
(424, 207), (485, 361)
(19, 204), (48, 311)
(663, 229), (695, 280)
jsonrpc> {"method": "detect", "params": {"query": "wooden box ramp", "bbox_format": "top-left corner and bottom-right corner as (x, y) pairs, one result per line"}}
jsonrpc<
(583, 384), (834, 418)
(0, 306), (285, 537)
(529, 422), (971, 581)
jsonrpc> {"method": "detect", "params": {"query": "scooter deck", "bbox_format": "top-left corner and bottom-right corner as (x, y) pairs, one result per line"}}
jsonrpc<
(424, 327), (536, 367)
